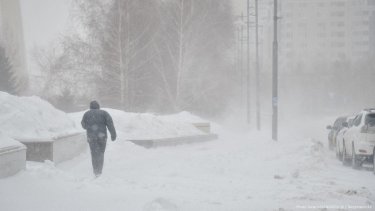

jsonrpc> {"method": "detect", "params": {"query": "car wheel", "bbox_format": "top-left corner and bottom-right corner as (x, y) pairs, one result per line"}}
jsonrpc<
(342, 145), (350, 166)
(335, 141), (340, 159)
(352, 144), (361, 169)
(329, 139), (334, 151)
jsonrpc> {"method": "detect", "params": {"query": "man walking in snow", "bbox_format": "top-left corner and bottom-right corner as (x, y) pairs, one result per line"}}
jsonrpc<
(81, 101), (116, 177)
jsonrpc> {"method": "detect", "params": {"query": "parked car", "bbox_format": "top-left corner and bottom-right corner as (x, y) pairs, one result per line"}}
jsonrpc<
(326, 116), (348, 150)
(336, 116), (355, 161)
(342, 108), (375, 170)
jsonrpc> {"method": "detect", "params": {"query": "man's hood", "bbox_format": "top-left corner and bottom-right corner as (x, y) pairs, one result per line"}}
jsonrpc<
(90, 101), (100, 109)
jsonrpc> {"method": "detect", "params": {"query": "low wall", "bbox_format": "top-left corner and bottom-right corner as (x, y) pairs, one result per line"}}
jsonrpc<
(128, 134), (218, 148)
(18, 132), (87, 163)
(0, 145), (26, 178)
(192, 123), (211, 133)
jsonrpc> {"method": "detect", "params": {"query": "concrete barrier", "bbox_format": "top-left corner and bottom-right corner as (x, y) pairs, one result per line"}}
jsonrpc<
(0, 144), (26, 178)
(128, 133), (218, 148)
(17, 132), (87, 163)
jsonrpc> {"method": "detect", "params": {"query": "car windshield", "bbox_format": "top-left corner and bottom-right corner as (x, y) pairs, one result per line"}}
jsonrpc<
(365, 113), (375, 127)
(334, 117), (346, 128)
(348, 118), (354, 127)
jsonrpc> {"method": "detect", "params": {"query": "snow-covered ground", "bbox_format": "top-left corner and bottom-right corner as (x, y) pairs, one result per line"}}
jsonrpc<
(1, 92), (375, 210)
(1, 119), (375, 210)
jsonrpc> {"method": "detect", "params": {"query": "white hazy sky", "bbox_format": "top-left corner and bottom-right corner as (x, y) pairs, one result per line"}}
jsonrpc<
(20, 0), (72, 74)
(20, 0), (72, 45)
(20, 0), (72, 53)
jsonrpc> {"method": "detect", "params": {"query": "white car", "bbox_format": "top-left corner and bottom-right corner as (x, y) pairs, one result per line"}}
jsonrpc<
(335, 115), (355, 161)
(342, 109), (375, 171)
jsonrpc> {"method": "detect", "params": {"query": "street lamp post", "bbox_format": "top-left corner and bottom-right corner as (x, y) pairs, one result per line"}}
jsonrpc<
(255, 0), (261, 131)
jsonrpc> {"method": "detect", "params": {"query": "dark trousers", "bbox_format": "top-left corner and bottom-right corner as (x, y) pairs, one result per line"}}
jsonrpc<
(88, 138), (107, 175)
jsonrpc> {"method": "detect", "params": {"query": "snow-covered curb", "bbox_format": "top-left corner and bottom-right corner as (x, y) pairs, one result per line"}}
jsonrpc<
(128, 133), (218, 148)
(0, 133), (26, 178)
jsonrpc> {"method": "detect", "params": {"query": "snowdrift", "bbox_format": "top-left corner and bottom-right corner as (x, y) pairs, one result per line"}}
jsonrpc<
(0, 92), (80, 139)
(0, 132), (24, 149)
(0, 90), (208, 141)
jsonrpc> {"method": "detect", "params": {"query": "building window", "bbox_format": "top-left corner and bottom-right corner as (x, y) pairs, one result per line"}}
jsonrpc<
(332, 1), (346, 7)
(285, 32), (293, 38)
(354, 41), (369, 46)
(285, 51), (294, 58)
(298, 22), (307, 28)
(318, 2), (325, 7)
(337, 52), (346, 58)
(331, 42), (345, 47)
(331, 31), (345, 37)
(353, 30), (369, 36)
(318, 32), (327, 38)
(354, 11), (369, 16)
(352, 0), (367, 6)
(318, 22), (326, 28)
(285, 12), (293, 18)
(331, 22), (345, 27)
(331, 11), (345, 17)
(286, 42), (293, 48)
(299, 2), (308, 7)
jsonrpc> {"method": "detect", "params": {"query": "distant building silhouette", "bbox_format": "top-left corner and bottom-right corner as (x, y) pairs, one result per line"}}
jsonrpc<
(0, 0), (28, 94)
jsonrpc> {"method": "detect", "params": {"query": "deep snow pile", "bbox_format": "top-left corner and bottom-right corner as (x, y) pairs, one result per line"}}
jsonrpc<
(0, 90), (206, 141)
(0, 92), (79, 139)
(69, 109), (205, 140)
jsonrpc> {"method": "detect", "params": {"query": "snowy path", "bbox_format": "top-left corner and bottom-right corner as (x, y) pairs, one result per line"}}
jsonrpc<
(1, 129), (375, 210)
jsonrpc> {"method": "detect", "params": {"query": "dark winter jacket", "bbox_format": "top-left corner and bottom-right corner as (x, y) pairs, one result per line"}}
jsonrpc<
(81, 101), (117, 141)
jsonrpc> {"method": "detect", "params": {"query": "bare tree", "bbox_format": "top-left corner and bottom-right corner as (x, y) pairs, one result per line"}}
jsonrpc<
(41, 0), (235, 115)
(155, 0), (235, 113)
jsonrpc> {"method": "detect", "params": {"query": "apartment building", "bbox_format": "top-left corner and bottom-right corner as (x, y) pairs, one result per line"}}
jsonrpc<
(278, 0), (375, 72)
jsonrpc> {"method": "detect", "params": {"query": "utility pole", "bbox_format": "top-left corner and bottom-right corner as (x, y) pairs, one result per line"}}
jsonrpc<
(236, 26), (240, 86)
(240, 13), (245, 109)
(246, 0), (251, 125)
(272, 0), (279, 141)
(235, 13), (246, 112)
(255, 0), (260, 131)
